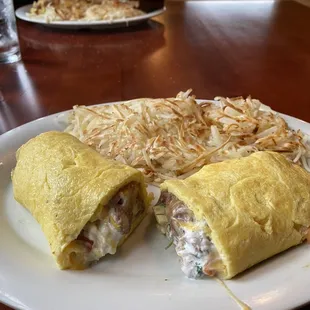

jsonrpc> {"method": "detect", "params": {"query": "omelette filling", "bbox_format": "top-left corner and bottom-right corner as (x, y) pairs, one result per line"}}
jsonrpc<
(65, 182), (144, 268)
(157, 192), (221, 279)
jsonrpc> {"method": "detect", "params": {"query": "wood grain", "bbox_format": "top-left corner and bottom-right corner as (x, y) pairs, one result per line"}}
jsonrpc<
(0, 1), (310, 309)
(2, 0), (310, 135)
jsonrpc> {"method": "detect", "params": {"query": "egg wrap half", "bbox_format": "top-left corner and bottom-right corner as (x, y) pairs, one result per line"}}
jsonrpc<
(161, 152), (310, 279)
(12, 131), (150, 269)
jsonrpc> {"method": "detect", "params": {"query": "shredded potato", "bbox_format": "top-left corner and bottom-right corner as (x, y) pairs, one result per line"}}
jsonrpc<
(28, 0), (143, 22)
(65, 90), (310, 186)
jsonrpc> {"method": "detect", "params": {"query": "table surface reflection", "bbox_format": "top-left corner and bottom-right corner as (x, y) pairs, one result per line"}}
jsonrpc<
(1, 1), (310, 309)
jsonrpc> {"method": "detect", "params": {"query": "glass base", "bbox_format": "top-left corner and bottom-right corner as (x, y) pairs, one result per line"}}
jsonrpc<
(0, 50), (21, 64)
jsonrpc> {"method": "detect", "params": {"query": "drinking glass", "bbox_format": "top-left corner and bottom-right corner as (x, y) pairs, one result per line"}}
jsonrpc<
(0, 0), (21, 64)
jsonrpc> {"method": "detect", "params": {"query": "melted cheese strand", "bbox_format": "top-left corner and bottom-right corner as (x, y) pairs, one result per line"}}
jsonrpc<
(215, 277), (251, 310)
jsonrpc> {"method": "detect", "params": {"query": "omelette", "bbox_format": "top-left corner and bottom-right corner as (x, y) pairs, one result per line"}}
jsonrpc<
(11, 131), (150, 270)
(154, 151), (310, 280)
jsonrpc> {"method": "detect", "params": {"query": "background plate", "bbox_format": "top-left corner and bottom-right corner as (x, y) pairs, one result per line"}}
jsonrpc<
(0, 101), (310, 310)
(15, 5), (165, 29)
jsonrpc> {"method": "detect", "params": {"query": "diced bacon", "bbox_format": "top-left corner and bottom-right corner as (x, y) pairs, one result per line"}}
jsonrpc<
(77, 235), (94, 252)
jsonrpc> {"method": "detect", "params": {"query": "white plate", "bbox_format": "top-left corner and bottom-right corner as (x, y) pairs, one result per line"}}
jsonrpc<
(1, 101), (310, 310)
(15, 5), (165, 29)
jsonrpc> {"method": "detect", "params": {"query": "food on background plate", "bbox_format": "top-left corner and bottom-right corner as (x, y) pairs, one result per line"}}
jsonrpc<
(65, 90), (310, 185)
(11, 131), (150, 269)
(28, 0), (144, 22)
(154, 151), (310, 279)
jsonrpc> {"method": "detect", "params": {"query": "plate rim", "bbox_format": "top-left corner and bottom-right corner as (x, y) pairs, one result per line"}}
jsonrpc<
(15, 4), (166, 27)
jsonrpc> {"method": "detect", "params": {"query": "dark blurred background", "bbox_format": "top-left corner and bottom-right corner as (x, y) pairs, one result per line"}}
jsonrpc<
(13, 0), (165, 12)
(13, 0), (31, 6)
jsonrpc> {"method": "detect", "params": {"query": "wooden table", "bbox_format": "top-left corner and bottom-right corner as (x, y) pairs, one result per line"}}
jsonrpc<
(0, 0), (310, 309)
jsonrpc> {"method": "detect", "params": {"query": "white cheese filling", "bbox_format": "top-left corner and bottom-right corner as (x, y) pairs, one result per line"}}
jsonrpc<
(83, 217), (123, 261)
(168, 221), (219, 278)
(77, 182), (143, 264)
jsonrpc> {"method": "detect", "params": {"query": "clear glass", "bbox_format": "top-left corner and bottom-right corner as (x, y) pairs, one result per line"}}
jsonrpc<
(0, 0), (21, 64)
